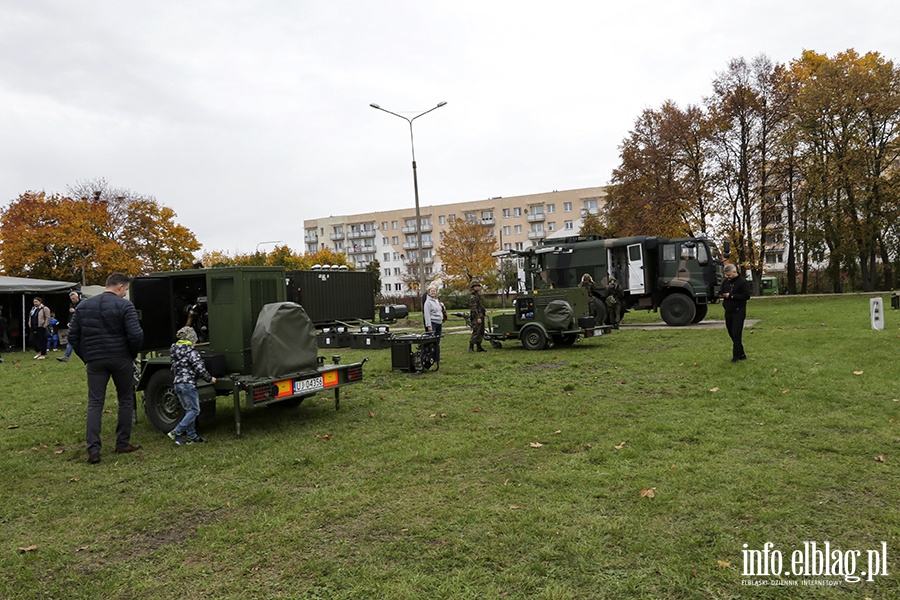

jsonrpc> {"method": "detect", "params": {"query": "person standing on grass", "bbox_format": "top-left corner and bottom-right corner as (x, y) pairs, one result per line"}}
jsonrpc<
(468, 279), (487, 353)
(29, 297), (51, 359)
(721, 263), (751, 363)
(68, 273), (144, 464)
(423, 286), (445, 367)
(166, 326), (216, 446)
(57, 291), (81, 362)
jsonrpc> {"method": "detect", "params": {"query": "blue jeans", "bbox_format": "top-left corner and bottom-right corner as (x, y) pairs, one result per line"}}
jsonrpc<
(63, 342), (74, 359)
(173, 383), (200, 439)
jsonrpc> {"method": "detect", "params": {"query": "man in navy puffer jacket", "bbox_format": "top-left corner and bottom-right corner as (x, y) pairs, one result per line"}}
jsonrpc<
(68, 273), (144, 464)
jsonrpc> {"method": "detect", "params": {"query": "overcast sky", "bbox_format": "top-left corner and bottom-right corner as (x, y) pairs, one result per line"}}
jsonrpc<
(2, 1), (898, 256)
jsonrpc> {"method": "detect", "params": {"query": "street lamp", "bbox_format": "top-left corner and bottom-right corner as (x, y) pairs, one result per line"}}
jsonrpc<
(256, 240), (282, 254)
(370, 101), (447, 301)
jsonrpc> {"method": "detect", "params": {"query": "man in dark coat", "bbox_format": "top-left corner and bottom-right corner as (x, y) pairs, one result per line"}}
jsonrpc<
(721, 264), (751, 363)
(68, 273), (144, 464)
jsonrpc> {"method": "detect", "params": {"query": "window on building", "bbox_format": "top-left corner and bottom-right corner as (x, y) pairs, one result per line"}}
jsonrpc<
(515, 242), (524, 250)
(548, 222), (556, 231)
(393, 252), (400, 261)
(564, 220), (573, 230)
(381, 222), (388, 230)
(530, 205), (543, 215)
(564, 202), (572, 212)
(334, 241), (343, 252)
(502, 208), (511, 218)
(394, 267), (401, 276)
(439, 215), (446, 225)
(395, 283), (402, 291)
(448, 214), (456, 222)
(503, 226), (511, 236)
(391, 221), (398, 229)
(482, 210), (493, 220)
(383, 252), (390, 261)
(531, 223), (544, 233)
(513, 207), (522, 217)
(515, 225), (522, 234)
(391, 236), (398, 244)
(385, 283), (391, 292)
(382, 238), (389, 245)
(547, 204), (555, 214)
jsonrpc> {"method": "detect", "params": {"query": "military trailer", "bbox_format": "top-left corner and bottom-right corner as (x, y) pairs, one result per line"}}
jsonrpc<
(132, 266), (366, 436)
(485, 287), (611, 351)
(521, 235), (726, 326)
(286, 268), (375, 325)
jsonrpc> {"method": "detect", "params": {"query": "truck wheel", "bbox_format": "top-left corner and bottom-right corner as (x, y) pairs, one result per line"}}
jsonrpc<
(521, 327), (548, 351)
(691, 304), (708, 323)
(660, 294), (696, 326)
(144, 369), (183, 433)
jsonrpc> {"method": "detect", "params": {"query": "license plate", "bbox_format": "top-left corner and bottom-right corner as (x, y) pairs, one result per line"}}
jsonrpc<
(294, 376), (324, 394)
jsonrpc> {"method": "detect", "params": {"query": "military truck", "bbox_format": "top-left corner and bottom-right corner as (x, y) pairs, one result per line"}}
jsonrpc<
(518, 235), (726, 326)
(131, 266), (366, 436)
(485, 286), (611, 350)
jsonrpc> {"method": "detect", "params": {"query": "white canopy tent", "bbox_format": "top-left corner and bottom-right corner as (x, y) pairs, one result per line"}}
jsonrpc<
(0, 276), (78, 352)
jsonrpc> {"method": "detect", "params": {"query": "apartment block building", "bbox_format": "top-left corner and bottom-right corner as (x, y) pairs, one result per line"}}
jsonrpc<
(303, 186), (607, 294)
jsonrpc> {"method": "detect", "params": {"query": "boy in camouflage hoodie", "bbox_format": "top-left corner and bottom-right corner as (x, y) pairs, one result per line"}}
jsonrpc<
(167, 326), (216, 445)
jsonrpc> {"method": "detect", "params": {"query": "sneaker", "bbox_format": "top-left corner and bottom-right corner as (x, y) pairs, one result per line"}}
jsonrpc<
(37, 356), (46, 360)
(167, 430), (184, 446)
(34, 354), (41, 359)
(187, 436), (207, 444)
(57, 356), (69, 362)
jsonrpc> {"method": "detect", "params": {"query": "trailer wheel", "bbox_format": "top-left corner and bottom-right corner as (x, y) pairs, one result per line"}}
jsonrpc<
(144, 369), (183, 433)
(691, 304), (708, 323)
(490, 340), (502, 349)
(521, 327), (548, 351)
(660, 294), (696, 326)
(553, 334), (578, 346)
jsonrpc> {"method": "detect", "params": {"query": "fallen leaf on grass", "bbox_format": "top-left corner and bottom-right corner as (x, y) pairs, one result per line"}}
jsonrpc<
(74, 546), (90, 552)
(54, 449), (63, 455)
(717, 559), (731, 568)
(509, 505), (520, 510)
(782, 389), (790, 394)
(68, 477), (80, 483)
(18, 545), (37, 553)
(322, 435), (331, 441)
(875, 455), (886, 463)
(368, 412), (375, 418)
(553, 430), (562, 435)
(7, 425), (19, 430)
(472, 407), (482, 412)
(853, 371), (864, 376)
(709, 387), (719, 393)
(529, 442), (543, 448)
(640, 487), (656, 499)
(614, 441), (627, 450)
(773, 368), (778, 374)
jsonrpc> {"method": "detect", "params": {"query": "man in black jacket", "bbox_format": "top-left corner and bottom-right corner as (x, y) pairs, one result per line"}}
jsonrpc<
(68, 273), (144, 464)
(721, 264), (751, 363)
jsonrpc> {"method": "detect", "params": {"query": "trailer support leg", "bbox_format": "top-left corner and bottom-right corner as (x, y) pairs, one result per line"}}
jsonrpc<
(232, 388), (242, 438)
(334, 388), (341, 411)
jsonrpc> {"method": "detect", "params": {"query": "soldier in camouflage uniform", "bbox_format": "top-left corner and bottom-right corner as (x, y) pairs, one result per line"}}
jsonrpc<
(468, 279), (487, 353)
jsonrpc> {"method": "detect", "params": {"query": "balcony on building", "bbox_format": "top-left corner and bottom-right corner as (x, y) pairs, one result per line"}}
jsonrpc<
(348, 245), (375, 255)
(330, 232), (345, 241)
(526, 212), (545, 223)
(402, 223), (433, 234)
(347, 228), (376, 240)
(527, 231), (545, 240)
(304, 232), (318, 243)
(481, 217), (495, 226)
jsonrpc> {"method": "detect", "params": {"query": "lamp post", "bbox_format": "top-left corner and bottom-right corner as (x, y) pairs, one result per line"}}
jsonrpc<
(370, 101), (447, 301)
(256, 240), (282, 254)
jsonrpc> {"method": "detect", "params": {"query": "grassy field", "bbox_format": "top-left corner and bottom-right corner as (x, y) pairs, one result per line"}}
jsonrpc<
(1, 294), (898, 599)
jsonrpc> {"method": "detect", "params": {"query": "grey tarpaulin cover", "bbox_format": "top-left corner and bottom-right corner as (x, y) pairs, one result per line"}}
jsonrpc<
(251, 302), (319, 378)
(544, 300), (574, 330)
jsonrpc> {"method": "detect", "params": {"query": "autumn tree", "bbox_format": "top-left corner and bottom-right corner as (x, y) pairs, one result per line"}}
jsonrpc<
(1, 188), (199, 283)
(437, 217), (497, 290)
(607, 101), (712, 237)
(579, 211), (606, 236)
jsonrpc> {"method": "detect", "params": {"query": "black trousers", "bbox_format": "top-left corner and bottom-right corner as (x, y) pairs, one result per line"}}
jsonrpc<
(724, 307), (746, 360)
(85, 357), (136, 454)
(32, 327), (47, 355)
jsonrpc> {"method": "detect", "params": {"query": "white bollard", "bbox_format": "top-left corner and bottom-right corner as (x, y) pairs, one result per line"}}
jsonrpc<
(870, 297), (884, 330)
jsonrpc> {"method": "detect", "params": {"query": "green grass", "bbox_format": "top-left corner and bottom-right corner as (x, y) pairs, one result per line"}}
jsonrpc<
(1, 295), (899, 599)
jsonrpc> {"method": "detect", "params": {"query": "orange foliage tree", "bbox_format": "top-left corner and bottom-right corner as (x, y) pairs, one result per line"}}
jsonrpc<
(0, 190), (200, 283)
